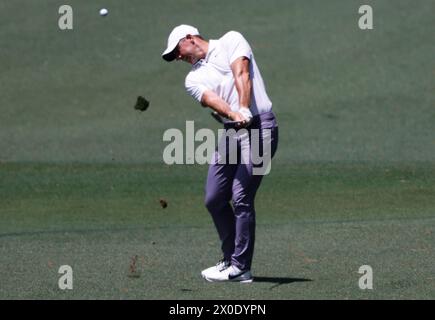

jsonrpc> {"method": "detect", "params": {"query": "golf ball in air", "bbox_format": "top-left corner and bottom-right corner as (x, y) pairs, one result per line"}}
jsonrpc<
(99, 8), (108, 16)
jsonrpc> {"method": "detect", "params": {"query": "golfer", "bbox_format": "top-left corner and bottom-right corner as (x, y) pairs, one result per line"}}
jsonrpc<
(162, 25), (278, 282)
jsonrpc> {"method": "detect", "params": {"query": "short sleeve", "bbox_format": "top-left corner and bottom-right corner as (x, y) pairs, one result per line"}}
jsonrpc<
(185, 74), (208, 103)
(222, 31), (252, 65)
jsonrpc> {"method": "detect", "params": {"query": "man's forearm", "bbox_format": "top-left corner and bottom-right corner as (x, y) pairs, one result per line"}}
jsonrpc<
(231, 57), (252, 109)
(201, 90), (235, 119)
(234, 71), (251, 108)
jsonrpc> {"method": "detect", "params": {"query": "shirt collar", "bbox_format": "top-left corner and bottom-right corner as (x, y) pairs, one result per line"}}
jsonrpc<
(205, 40), (217, 63)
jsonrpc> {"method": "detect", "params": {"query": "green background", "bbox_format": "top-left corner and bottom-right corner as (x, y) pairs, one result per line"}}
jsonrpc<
(0, 0), (434, 299)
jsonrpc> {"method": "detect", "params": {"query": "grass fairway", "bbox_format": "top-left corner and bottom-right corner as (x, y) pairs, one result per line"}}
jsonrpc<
(1, 163), (434, 299)
(0, 0), (434, 300)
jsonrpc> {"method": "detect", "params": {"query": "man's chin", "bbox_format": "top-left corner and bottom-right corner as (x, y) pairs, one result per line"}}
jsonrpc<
(190, 57), (200, 65)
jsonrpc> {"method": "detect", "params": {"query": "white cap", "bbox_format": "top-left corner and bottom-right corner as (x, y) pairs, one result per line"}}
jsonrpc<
(162, 24), (200, 61)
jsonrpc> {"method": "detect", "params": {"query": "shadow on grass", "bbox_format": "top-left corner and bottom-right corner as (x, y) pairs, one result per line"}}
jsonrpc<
(254, 276), (312, 289)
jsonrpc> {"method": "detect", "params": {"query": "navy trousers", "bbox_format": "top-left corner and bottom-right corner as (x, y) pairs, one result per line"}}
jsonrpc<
(204, 111), (278, 271)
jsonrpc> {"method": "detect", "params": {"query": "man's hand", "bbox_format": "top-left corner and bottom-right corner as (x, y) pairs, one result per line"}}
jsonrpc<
(238, 107), (253, 125)
(201, 90), (252, 127)
(229, 108), (253, 128)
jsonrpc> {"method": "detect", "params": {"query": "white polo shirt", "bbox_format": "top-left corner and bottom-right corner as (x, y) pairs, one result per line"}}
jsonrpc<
(185, 31), (272, 122)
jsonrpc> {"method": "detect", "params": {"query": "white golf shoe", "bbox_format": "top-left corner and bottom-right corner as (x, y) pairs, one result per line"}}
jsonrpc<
(201, 259), (231, 279)
(203, 264), (253, 283)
